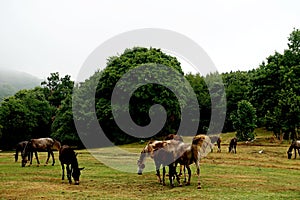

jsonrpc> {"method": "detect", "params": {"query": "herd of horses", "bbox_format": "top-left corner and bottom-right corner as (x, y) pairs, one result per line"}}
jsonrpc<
(14, 135), (300, 188)
(15, 138), (84, 185)
(137, 134), (238, 189)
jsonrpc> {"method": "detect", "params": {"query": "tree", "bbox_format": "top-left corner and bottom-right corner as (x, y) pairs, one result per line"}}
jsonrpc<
(0, 88), (52, 149)
(41, 72), (74, 108)
(231, 100), (257, 141)
(94, 47), (191, 144)
(222, 71), (251, 131)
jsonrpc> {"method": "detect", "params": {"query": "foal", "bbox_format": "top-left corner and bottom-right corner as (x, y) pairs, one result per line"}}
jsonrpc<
(59, 145), (84, 185)
(287, 140), (300, 159)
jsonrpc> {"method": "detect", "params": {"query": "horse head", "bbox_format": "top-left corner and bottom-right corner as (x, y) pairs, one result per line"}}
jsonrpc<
(287, 151), (292, 159)
(21, 141), (31, 167)
(72, 167), (85, 185)
(137, 145), (149, 175)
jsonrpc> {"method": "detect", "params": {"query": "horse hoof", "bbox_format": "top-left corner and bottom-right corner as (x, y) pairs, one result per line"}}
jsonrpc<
(197, 185), (201, 189)
(185, 182), (190, 186)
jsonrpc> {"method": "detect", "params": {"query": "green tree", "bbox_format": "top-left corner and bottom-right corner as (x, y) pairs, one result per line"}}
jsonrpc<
(0, 88), (52, 149)
(95, 47), (190, 144)
(231, 100), (257, 141)
(222, 71), (251, 131)
(41, 72), (74, 108)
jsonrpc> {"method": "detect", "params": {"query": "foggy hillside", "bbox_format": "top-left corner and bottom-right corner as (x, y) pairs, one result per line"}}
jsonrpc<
(0, 69), (41, 100)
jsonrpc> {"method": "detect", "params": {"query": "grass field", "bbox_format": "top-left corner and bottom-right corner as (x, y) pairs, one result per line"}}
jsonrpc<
(1, 128), (300, 200)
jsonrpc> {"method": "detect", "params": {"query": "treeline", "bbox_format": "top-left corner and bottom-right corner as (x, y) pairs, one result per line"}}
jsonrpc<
(0, 29), (299, 149)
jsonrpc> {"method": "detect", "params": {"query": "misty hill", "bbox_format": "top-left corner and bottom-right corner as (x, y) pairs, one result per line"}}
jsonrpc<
(0, 69), (41, 100)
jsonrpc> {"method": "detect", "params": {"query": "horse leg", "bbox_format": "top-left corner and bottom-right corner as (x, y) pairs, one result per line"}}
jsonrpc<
(45, 150), (50, 165)
(183, 165), (187, 183)
(61, 164), (65, 180)
(49, 150), (55, 166)
(294, 148), (297, 159)
(15, 150), (18, 162)
(185, 165), (191, 186)
(162, 167), (166, 186)
(34, 151), (40, 166)
(168, 164), (174, 188)
(195, 162), (201, 189)
(155, 160), (162, 184)
(66, 164), (72, 184)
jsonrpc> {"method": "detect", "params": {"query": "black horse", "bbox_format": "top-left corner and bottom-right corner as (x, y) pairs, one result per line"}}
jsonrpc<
(229, 137), (237, 153)
(59, 145), (84, 185)
(21, 138), (61, 167)
(287, 140), (300, 159)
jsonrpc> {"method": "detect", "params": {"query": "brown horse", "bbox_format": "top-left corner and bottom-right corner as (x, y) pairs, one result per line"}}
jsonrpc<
(21, 138), (61, 167)
(217, 137), (221, 152)
(287, 140), (300, 159)
(229, 137), (237, 153)
(176, 134), (212, 189)
(59, 145), (84, 185)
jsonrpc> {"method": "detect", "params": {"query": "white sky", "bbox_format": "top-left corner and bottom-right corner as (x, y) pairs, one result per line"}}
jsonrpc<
(0, 0), (299, 80)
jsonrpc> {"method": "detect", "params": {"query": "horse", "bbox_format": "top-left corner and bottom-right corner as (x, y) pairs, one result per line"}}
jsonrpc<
(229, 137), (237, 153)
(59, 145), (84, 185)
(15, 141), (29, 162)
(137, 139), (182, 187)
(176, 134), (212, 189)
(287, 140), (300, 159)
(165, 134), (183, 142)
(21, 137), (61, 167)
(217, 137), (221, 153)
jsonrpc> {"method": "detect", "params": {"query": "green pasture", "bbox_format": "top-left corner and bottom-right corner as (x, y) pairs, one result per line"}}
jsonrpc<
(0, 129), (300, 200)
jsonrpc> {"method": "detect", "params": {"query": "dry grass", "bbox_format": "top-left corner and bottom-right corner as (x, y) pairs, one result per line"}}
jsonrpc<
(1, 129), (300, 199)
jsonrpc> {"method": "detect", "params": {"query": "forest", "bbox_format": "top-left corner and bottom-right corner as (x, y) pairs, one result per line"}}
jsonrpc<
(0, 29), (299, 149)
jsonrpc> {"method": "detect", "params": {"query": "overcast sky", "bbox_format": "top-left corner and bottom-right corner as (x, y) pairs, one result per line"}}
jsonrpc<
(0, 0), (299, 80)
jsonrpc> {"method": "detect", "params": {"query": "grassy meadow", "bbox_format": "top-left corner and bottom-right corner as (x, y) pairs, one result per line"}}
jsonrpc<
(0, 128), (300, 200)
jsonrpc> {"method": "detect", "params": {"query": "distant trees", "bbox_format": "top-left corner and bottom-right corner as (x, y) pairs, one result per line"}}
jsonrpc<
(0, 29), (300, 148)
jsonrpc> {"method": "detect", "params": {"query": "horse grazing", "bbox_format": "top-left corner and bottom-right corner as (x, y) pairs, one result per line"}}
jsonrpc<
(15, 141), (29, 162)
(59, 145), (84, 185)
(229, 137), (237, 153)
(176, 134), (212, 189)
(137, 140), (182, 187)
(287, 140), (300, 159)
(21, 138), (61, 167)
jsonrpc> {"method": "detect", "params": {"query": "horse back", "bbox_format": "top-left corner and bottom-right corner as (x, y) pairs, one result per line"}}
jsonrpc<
(59, 145), (76, 165)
